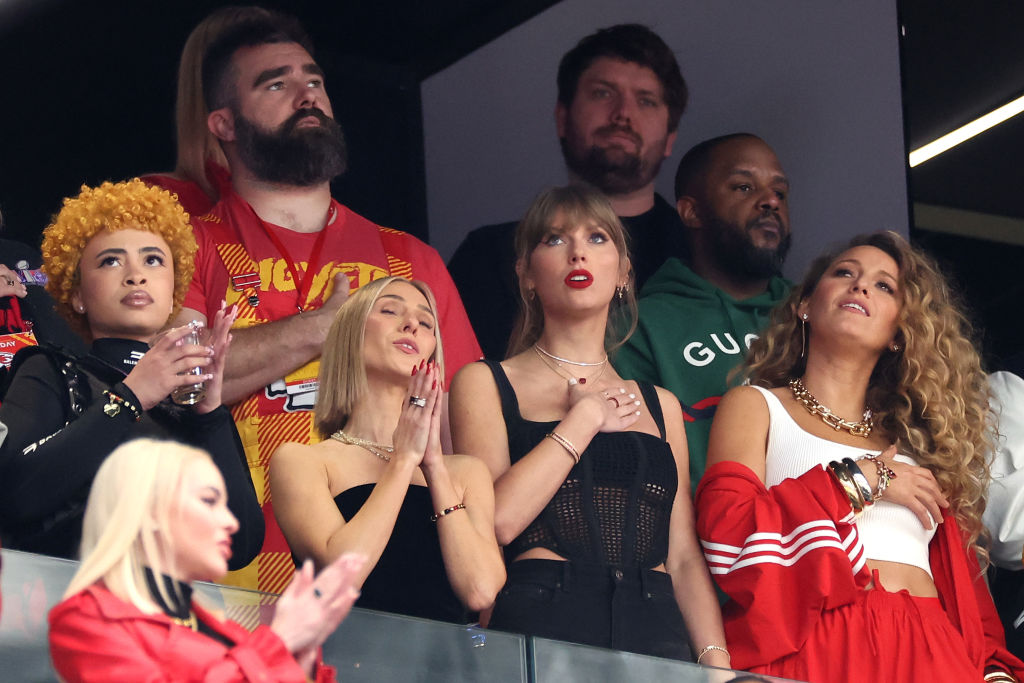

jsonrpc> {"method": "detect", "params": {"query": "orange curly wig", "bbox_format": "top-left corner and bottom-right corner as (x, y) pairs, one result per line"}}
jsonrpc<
(42, 179), (197, 340)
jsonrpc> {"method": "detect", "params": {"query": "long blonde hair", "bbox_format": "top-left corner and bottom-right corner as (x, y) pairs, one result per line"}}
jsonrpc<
(745, 232), (993, 562)
(63, 439), (213, 612)
(314, 277), (444, 438)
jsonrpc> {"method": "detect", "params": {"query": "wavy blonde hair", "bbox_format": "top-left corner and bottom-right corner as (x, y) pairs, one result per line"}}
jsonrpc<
(745, 231), (993, 562)
(507, 185), (637, 358)
(41, 179), (197, 340)
(314, 277), (444, 438)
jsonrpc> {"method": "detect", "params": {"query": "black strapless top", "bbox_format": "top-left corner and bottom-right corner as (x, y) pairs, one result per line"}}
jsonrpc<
(482, 360), (677, 569)
(334, 484), (466, 623)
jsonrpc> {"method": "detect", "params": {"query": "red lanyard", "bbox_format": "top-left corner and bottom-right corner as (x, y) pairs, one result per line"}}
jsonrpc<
(256, 205), (335, 313)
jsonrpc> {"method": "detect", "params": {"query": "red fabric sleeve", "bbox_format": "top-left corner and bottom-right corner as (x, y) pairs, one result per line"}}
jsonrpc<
(930, 514), (1024, 679)
(183, 221), (220, 321)
(48, 590), (325, 683)
(695, 460), (870, 670)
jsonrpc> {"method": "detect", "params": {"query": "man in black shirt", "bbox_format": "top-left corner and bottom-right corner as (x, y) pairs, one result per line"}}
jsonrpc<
(448, 24), (689, 358)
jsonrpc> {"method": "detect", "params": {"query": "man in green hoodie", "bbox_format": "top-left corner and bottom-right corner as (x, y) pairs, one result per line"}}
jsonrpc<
(614, 133), (792, 488)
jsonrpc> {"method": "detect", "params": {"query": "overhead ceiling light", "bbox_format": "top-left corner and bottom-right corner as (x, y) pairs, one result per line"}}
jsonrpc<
(909, 93), (1024, 167)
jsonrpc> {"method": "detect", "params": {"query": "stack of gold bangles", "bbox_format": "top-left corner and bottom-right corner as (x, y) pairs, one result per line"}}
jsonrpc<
(827, 455), (896, 513)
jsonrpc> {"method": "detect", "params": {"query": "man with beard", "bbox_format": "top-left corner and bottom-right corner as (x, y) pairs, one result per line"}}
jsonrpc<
(174, 12), (480, 593)
(614, 134), (792, 486)
(448, 24), (688, 358)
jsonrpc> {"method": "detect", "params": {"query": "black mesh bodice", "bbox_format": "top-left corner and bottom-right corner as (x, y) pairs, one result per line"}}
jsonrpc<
(482, 360), (677, 568)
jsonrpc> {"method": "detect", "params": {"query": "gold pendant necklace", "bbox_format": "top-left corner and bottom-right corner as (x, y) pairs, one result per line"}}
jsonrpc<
(330, 429), (394, 462)
(789, 378), (873, 437)
(533, 345), (607, 385)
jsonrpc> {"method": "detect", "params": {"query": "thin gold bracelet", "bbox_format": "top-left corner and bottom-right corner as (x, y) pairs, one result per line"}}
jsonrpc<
(546, 431), (580, 464)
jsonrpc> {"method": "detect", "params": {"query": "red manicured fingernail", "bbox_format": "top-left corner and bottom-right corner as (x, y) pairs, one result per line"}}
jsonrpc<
(420, 359), (426, 369)
(432, 378), (437, 389)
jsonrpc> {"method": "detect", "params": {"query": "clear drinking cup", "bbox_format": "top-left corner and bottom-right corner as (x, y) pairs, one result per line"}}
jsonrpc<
(171, 322), (208, 406)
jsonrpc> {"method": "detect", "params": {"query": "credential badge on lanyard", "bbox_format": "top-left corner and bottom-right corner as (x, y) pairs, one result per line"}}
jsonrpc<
(231, 272), (261, 308)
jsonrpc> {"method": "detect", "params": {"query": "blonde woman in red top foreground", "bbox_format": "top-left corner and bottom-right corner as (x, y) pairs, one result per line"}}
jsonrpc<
(49, 438), (362, 682)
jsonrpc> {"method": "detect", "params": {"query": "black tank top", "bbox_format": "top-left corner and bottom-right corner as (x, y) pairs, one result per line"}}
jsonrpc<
(482, 360), (677, 568)
(334, 484), (466, 623)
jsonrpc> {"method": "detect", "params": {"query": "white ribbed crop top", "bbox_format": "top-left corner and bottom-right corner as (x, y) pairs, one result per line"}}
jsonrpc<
(751, 385), (937, 577)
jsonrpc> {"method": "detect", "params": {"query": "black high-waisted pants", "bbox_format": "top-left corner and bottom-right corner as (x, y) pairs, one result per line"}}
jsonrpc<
(488, 559), (692, 661)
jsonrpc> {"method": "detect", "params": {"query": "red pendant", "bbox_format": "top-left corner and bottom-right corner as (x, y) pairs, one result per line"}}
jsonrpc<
(578, 378), (586, 384)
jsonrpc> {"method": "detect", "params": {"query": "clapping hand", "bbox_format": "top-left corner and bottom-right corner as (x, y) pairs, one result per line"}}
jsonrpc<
(272, 554), (365, 672)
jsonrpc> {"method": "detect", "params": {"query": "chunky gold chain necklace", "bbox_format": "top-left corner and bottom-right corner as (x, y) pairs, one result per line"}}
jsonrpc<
(330, 429), (393, 462)
(789, 378), (874, 437)
(533, 345), (607, 386)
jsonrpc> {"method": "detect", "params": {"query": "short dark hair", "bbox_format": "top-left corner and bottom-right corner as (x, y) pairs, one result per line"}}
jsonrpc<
(201, 10), (314, 111)
(557, 24), (688, 133)
(673, 132), (762, 201)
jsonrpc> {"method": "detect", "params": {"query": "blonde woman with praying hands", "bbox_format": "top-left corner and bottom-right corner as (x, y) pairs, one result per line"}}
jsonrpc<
(270, 276), (505, 623)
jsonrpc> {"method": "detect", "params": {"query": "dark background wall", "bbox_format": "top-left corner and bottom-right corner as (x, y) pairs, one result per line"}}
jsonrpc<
(0, 0), (556, 247)
(422, 0), (909, 284)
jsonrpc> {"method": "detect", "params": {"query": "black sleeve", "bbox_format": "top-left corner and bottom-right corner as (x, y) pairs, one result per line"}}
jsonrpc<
(19, 286), (88, 355)
(0, 354), (143, 524)
(447, 222), (520, 360)
(177, 407), (264, 570)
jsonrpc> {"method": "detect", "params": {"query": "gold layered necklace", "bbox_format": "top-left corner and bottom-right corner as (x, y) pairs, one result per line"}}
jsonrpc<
(533, 345), (608, 385)
(330, 429), (394, 462)
(789, 378), (874, 437)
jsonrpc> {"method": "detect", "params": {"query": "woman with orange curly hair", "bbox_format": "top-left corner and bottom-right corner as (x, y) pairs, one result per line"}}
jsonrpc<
(0, 179), (262, 564)
(696, 231), (1024, 682)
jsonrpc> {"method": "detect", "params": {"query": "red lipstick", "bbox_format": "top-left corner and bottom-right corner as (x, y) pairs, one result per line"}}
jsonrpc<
(565, 269), (593, 289)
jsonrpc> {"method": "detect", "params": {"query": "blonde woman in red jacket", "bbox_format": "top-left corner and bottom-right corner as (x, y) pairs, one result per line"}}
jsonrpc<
(49, 439), (363, 682)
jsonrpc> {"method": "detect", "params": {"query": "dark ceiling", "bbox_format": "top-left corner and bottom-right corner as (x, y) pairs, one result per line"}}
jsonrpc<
(901, 0), (1024, 220)
(900, 1), (1024, 364)
(0, 0), (1021, 360)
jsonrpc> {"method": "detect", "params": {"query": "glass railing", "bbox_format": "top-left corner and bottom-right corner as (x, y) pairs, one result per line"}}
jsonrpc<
(0, 549), (795, 682)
